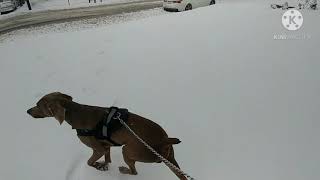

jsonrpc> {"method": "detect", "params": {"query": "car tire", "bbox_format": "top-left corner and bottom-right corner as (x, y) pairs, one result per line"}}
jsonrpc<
(185, 3), (192, 11)
(210, 0), (216, 5)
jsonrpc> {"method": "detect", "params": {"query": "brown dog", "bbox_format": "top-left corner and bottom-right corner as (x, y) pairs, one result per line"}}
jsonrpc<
(27, 92), (187, 180)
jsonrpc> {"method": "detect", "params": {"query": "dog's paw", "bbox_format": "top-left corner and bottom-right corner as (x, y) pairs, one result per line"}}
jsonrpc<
(93, 162), (109, 171)
(119, 166), (137, 175)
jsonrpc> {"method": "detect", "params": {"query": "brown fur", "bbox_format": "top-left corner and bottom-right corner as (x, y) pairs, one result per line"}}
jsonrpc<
(27, 92), (187, 180)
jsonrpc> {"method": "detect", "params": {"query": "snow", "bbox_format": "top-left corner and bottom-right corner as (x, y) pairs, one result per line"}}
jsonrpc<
(0, 0), (157, 19)
(0, 1), (320, 180)
(0, 8), (167, 41)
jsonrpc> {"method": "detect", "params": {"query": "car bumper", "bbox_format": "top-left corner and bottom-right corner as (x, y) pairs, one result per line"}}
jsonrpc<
(163, 2), (185, 12)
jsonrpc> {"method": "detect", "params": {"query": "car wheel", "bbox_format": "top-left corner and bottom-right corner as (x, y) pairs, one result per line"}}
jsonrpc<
(185, 3), (192, 11)
(210, 0), (216, 5)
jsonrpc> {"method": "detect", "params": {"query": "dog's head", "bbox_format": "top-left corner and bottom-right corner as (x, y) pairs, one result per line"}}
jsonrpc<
(27, 92), (73, 124)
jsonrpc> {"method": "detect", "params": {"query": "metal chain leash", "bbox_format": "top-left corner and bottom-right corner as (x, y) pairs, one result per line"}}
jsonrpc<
(115, 115), (195, 180)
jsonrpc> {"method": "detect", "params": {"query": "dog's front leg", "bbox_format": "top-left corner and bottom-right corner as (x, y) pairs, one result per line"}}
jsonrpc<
(105, 147), (111, 164)
(87, 150), (109, 171)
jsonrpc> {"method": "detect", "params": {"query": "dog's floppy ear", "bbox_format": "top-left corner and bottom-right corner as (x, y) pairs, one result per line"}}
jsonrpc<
(53, 92), (73, 101)
(59, 93), (72, 101)
(48, 102), (65, 125)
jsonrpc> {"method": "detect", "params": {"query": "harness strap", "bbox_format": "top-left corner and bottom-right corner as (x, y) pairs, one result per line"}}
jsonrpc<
(76, 129), (95, 136)
(102, 107), (117, 137)
(76, 107), (125, 147)
(77, 129), (121, 146)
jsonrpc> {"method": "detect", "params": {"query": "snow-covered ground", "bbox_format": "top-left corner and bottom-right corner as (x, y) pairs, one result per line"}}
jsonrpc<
(0, 1), (319, 180)
(0, 0), (157, 19)
(0, 8), (167, 41)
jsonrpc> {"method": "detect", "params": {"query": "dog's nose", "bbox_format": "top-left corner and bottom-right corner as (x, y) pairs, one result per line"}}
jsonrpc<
(27, 109), (32, 115)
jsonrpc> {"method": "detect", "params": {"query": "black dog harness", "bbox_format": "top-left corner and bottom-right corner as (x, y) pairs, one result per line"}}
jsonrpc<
(76, 107), (129, 146)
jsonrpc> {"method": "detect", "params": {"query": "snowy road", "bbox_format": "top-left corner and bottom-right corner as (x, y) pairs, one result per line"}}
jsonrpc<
(0, 8), (167, 41)
(0, 0), (162, 34)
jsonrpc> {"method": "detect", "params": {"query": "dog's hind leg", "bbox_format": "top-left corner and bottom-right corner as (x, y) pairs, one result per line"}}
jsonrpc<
(119, 145), (138, 175)
(87, 150), (109, 171)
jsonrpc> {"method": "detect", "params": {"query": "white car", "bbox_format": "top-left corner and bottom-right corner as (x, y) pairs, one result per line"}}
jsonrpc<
(163, 0), (215, 12)
(0, 0), (18, 14)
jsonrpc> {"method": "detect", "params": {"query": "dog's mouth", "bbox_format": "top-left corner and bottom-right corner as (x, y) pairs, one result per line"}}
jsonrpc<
(27, 108), (46, 118)
(29, 114), (45, 118)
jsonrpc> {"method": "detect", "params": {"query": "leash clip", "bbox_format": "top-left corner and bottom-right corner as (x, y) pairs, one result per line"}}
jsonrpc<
(113, 112), (121, 120)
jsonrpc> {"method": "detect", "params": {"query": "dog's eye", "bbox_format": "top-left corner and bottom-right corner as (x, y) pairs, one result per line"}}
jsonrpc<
(37, 100), (45, 108)
(36, 102), (41, 107)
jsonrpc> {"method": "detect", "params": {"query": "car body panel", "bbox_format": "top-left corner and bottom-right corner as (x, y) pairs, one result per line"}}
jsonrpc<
(163, 0), (213, 12)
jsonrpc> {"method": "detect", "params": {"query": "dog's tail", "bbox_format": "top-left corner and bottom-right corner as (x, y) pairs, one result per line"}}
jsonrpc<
(164, 138), (181, 145)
